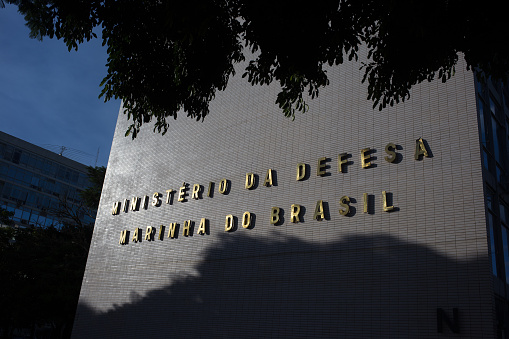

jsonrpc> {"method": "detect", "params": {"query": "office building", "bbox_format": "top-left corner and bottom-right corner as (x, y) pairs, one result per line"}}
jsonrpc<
(0, 131), (94, 228)
(72, 52), (508, 338)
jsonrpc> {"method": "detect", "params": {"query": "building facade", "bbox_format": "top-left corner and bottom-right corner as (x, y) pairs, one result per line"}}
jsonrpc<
(0, 131), (94, 228)
(73, 53), (506, 338)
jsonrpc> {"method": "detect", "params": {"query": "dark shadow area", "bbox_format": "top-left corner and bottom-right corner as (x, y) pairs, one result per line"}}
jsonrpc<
(245, 212), (256, 229)
(322, 201), (331, 220)
(395, 144), (403, 163)
(347, 197), (356, 217)
(207, 182), (215, 198)
(422, 138), (434, 158)
(367, 194), (375, 214)
(73, 233), (492, 338)
(249, 174), (259, 190)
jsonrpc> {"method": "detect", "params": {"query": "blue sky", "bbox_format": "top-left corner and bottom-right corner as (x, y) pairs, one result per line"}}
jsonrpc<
(0, 4), (121, 167)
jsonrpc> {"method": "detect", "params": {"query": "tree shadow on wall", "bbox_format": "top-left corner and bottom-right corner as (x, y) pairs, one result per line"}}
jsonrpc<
(72, 233), (493, 338)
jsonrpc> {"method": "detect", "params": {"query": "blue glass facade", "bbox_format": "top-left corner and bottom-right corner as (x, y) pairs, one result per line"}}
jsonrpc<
(0, 131), (95, 228)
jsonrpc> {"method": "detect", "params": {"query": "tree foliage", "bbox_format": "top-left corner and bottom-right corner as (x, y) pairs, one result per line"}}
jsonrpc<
(0, 165), (105, 338)
(80, 166), (106, 210)
(2, 0), (508, 137)
(0, 223), (93, 338)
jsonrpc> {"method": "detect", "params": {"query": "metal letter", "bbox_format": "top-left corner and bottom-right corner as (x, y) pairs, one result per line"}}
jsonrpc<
(192, 184), (201, 199)
(290, 204), (301, 223)
(437, 308), (459, 333)
(361, 148), (373, 168)
(122, 199), (129, 213)
(178, 183), (187, 202)
(314, 200), (325, 221)
(415, 137), (429, 160)
(158, 225), (164, 240)
(111, 201), (121, 215)
(207, 182), (213, 197)
(296, 163), (306, 181)
(225, 214), (234, 231)
(119, 230), (128, 245)
(197, 218), (207, 235)
(270, 207), (280, 225)
(363, 193), (368, 213)
(382, 191), (394, 212)
(317, 157), (327, 176)
(131, 196), (140, 211)
(142, 195), (149, 209)
(245, 173), (255, 189)
(165, 189), (174, 204)
(384, 143), (397, 163)
(264, 169), (273, 187)
(242, 211), (251, 228)
(167, 223), (177, 238)
(183, 220), (191, 236)
(132, 228), (141, 243)
(218, 179), (228, 194)
(145, 226), (154, 241)
(339, 196), (350, 216)
(338, 153), (348, 173)
(151, 192), (161, 206)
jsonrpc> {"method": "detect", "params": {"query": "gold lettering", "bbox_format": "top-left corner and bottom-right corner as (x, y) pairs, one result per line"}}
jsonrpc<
(131, 196), (140, 211)
(197, 218), (207, 235)
(151, 192), (161, 206)
(264, 169), (274, 187)
(317, 157), (327, 176)
(415, 138), (429, 160)
(384, 143), (397, 163)
(207, 182), (213, 197)
(314, 200), (325, 221)
(296, 163), (306, 181)
(225, 214), (234, 232)
(363, 193), (368, 213)
(382, 191), (394, 212)
(218, 179), (228, 194)
(167, 223), (177, 238)
(165, 189), (174, 204)
(119, 230), (128, 245)
(338, 153), (348, 173)
(339, 196), (350, 216)
(145, 226), (154, 241)
(361, 148), (373, 168)
(183, 220), (191, 236)
(158, 225), (164, 240)
(290, 204), (301, 223)
(123, 199), (129, 213)
(270, 207), (280, 224)
(245, 173), (255, 189)
(242, 211), (251, 228)
(142, 195), (149, 209)
(178, 183), (187, 202)
(132, 228), (141, 242)
(192, 184), (201, 199)
(111, 202), (121, 215)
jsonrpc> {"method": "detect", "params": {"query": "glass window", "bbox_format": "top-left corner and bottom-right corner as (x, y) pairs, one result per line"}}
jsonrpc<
(12, 150), (21, 164)
(2, 145), (13, 161)
(489, 213), (498, 276)
(478, 98), (487, 145)
(491, 116), (500, 162)
(486, 187), (495, 210)
(501, 203), (508, 225)
(502, 227), (509, 282)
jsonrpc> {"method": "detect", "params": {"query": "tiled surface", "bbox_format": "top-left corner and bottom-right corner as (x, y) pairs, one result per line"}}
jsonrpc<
(72, 53), (493, 338)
